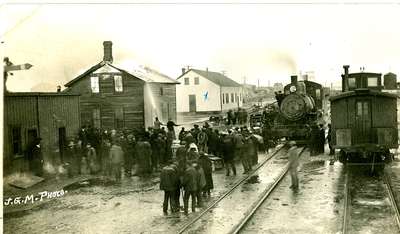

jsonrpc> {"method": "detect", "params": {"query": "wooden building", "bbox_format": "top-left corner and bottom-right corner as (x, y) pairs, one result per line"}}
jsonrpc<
(3, 92), (80, 175)
(64, 41), (178, 131)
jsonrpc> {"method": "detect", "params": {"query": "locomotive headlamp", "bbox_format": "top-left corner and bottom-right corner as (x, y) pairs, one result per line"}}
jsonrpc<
(290, 85), (297, 92)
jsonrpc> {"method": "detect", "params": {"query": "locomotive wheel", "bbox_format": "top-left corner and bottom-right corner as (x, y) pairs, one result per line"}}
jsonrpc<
(339, 150), (347, 164)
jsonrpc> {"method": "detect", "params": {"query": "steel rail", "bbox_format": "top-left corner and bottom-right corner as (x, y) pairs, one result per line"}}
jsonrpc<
(177, 144), (287, 234)
(384, 173), (400, 231)
(342, 169), (350, 234)
(229, 147), (306, 234)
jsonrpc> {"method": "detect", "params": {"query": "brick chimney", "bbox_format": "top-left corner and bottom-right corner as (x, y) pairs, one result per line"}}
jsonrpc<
(103, 41), (113, 63)
(182, 67), (186, 75)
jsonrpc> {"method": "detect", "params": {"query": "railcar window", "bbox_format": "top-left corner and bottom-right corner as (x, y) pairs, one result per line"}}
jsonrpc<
(315, 89), (321, 99)
(367, 77), (378, 87)
(348, 78), (356, 88)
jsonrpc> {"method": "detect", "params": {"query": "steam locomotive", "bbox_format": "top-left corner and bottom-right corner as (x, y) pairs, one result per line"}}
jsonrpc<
(251, 75), (324, 143)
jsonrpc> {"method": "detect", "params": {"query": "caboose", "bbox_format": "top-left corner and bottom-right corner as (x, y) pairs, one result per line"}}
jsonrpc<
(330, 65), (398, 168)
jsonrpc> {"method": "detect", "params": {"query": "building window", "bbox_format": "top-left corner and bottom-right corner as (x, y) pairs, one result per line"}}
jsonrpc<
(91, 76), (99, 93)
(93, 108), (101, 129)
(160, 87), (164, 96)
(240, 93), (242, 102)
(222, 93), (225, 104)
(11, 126), (22, 155)
(225, 93), (229, 104)
(114, 75), (123, 92)
(231, 93), (234, 103)
(184, 77), (189, 85)
(194, 77), (199, 85)
(115, 107), (124, 129)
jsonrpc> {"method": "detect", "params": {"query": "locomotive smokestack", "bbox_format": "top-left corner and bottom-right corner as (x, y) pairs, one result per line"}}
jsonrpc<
(342, 65), (349, 91)
(291, 75), (298, 84)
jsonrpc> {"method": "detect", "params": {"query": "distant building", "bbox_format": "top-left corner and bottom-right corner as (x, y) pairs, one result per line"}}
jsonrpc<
(64, 41), (178, 131)
(300, 71), (315, 81)
(176, 68), (243, 113)
(273, 83), (284, 92)
(4, 92), (80, 175)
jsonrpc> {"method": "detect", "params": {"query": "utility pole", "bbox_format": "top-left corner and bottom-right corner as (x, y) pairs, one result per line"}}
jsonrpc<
(3, 57), (33, 93)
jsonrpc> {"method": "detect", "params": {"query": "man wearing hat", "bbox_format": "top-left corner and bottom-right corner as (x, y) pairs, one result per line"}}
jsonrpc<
(288, 141), (299, 190)
(27, 137), (44, 176)
(64, 140), (77, 177)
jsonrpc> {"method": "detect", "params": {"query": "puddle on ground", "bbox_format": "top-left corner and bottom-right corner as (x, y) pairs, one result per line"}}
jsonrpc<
(245, 175), (261, 184)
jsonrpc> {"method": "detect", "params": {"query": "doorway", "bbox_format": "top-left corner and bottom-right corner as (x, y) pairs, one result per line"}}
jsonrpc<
(189, 95), (196, 112)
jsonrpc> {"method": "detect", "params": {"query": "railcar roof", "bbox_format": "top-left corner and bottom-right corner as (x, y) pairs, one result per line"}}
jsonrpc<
(329, 89), (398, 101)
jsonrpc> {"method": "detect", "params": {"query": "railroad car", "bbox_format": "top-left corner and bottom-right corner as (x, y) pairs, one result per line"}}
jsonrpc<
(250, 75), (324, 143)
(330, 65), (398, 168)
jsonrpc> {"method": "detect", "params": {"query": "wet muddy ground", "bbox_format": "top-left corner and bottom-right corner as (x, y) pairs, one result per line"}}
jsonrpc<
(4, 148), (400, 234)
(3, 150), (274, 234)
(345, 165), (398, 234)
(241, 150), (345, 234)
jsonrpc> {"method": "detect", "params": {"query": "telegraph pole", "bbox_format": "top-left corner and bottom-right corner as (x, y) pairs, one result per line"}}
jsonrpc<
(3, 57), (33, 93)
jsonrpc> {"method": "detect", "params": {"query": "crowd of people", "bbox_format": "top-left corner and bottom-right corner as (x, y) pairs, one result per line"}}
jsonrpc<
(24, 118), (179, 181)
(160, 122), (260, 215)
(24, 109), (335, 216)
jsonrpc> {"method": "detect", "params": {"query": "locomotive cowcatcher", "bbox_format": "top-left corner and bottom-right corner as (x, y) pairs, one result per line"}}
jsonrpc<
(330, 65), (398, 170)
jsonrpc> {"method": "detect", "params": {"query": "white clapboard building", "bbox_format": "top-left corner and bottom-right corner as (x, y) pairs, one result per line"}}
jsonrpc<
(176, 68), (243, 113)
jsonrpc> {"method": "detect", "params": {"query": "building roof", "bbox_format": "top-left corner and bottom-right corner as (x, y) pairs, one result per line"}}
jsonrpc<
(329, 89), (398, 101)
(178, 68), (241, 87)
(5, 92), (80, 97)
(65, 61), (179, 87)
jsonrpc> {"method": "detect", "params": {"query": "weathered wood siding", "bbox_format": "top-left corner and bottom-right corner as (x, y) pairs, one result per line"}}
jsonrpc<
(37, 95), (81, 163)
(144, 83), (177, 128)
(66, 71), (145, 130)
(3, 94), (80, 175)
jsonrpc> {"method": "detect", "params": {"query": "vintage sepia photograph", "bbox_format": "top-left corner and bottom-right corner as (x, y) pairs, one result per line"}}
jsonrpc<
(2, 1), (400, 233)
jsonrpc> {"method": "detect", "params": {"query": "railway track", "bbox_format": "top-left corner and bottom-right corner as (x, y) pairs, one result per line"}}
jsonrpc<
(177, 144), (305, 234)
(384, 173), (400, 231)
(342, 167), (400, 234)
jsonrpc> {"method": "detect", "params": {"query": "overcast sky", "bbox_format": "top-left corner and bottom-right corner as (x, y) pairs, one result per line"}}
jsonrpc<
(2, 2), (400, 92)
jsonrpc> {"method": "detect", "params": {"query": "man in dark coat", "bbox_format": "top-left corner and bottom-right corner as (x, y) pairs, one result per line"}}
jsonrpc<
(27, 138), (44, 177)
(178, 127), (186, 141)
(64, 140), (77, 177)
(182, 163), (198, 215)
(198, 152), (213, 197)
(123, 134), (136, 177)
(175, 146), (187, 210)
(136, 138), (152, 175)
(319, 124), (325, 154)
(310, 124), (320, 156)
(222, 131), (236, 176)
(160, 162), (180, 214)
(234, 130), (249, 174)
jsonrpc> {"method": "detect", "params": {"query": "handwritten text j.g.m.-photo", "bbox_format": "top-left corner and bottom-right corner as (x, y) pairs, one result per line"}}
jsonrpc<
(4, 189), (68, 206)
